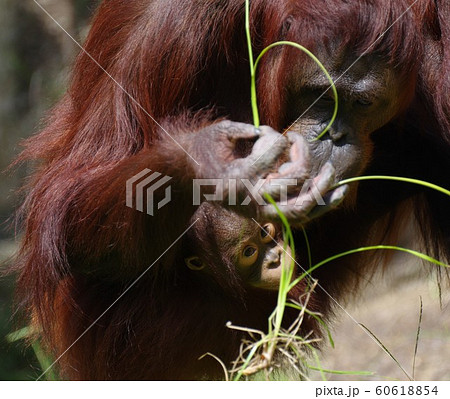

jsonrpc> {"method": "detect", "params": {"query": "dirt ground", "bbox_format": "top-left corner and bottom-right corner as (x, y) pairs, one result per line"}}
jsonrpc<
(315, 255), (450, 381)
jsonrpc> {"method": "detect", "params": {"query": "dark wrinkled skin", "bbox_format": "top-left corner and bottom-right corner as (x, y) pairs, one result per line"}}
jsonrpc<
(286, 54), (408, 185)
(187, 121), (348, 225)
(190, 53), (407, 223)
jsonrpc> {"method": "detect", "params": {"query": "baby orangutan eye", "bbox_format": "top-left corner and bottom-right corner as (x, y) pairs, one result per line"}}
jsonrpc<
(260, 223), (276, 243)
(239, 245), (259, 267)
(185, 256), (205, 271)
(243, 246), (257, 257)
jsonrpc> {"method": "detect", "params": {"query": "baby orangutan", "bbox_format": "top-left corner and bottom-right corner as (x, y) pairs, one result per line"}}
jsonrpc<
(184, 203), (293, 291)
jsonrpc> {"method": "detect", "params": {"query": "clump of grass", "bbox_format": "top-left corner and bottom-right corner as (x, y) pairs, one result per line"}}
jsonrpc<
(222, 195), (375, 381)
(225, 194), (326, 380)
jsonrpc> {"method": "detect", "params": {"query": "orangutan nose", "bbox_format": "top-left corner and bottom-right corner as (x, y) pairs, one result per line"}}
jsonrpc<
(266, 246), (283, 269)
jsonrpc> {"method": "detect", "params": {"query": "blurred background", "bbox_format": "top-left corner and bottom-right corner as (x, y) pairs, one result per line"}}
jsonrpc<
(0, 0), (99, 380)
(0, 0), (448, 381)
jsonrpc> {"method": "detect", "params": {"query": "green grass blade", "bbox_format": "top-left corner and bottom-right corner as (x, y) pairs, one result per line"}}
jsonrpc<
(359, 323), (412, 381)
(289, 245), (448, 292)
(412, 297), (423, 381)
(308, 366), (373, 376)
(6, 327), (33, 343)
(253, 41), (338, 140)
(245, 1), (337, 135)
(338, 175), (450, 197)
(245, 0), (259, 127)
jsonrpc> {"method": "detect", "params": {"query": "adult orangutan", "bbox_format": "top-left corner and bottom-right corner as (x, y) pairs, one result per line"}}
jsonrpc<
(13, 0), (450, 380)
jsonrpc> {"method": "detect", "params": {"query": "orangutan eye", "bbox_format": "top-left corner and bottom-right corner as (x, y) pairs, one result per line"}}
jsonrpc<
(185, 256), (205, 271)
(239, 245), (259, 267)
(260, 223), (275, 243)
(243, 246), (257, 257)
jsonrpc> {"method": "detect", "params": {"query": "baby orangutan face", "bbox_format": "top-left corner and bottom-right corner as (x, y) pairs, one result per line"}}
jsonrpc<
(231, 222), (292, 290)
(185, 206), (293, 291)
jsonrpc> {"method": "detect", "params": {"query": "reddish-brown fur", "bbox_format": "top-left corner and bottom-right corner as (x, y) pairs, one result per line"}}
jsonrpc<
(13, 0), (450, 380)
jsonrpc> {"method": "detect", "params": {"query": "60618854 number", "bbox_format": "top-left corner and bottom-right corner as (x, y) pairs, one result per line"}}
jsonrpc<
(375, 386), (438, 396)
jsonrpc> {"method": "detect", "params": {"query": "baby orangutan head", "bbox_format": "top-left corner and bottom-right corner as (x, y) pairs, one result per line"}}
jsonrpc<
(185, 203), (293, 290)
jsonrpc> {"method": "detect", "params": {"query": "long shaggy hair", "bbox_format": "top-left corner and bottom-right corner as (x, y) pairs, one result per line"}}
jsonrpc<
(12, 0), (450, 380)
